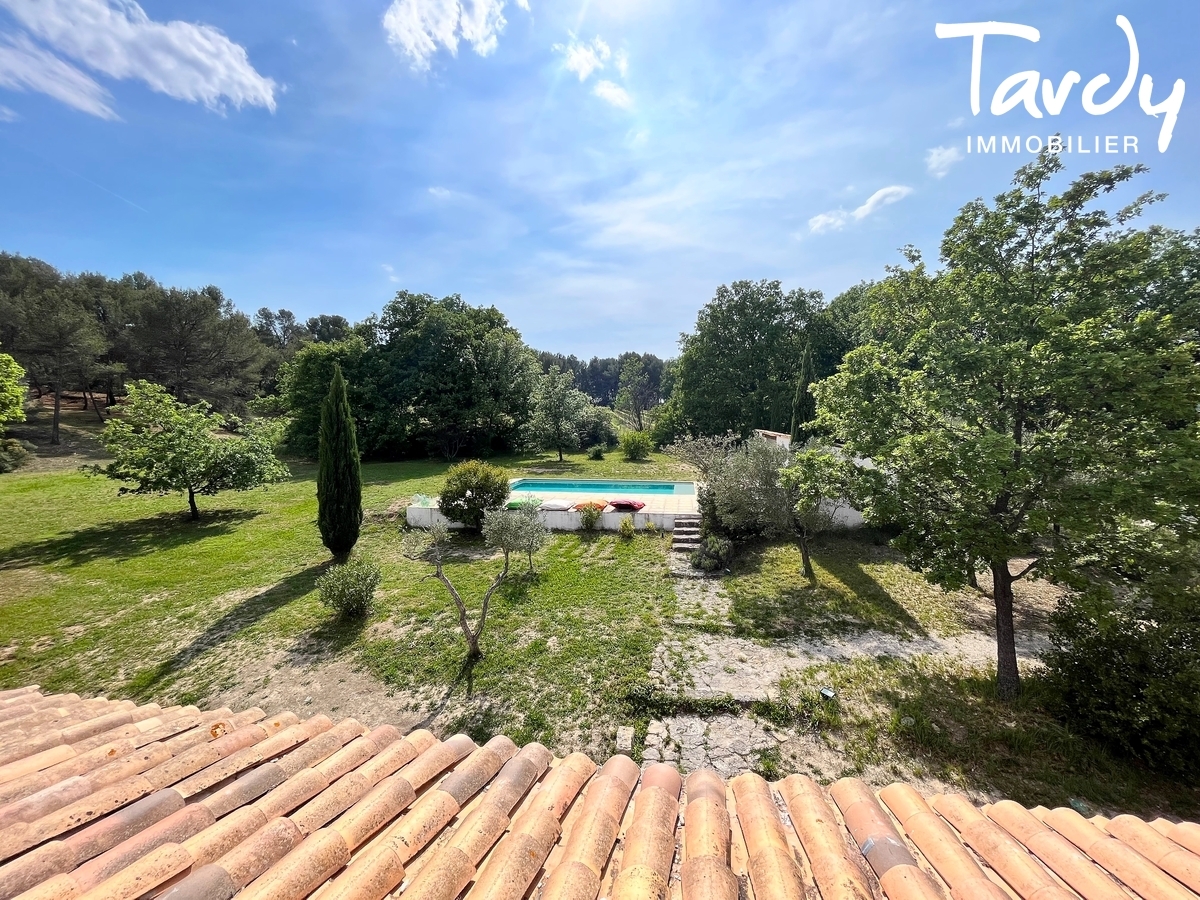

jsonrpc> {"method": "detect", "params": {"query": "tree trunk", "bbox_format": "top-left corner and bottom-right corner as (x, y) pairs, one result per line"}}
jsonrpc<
(800, 537), (815, 581)
(967, 568), (979, 590)
(51, 385), (62, 445)
(558, 447), (563, 462)
(991, 560), (1020, 700)
(188, 488), (199, 521)
(91, 392), (106, 423)
(527, 549), (535, 575)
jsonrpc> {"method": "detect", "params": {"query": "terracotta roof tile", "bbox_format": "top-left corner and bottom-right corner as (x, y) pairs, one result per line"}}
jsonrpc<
(0, 686), (1197, 900)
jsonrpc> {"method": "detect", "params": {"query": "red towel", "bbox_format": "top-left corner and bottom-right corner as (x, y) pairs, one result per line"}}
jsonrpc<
(608, 499), (645, 511)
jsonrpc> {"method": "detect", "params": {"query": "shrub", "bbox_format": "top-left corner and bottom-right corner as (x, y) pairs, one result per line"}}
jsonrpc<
(579, 405), (619, 450)
(587, 444), (605, 461)
(439, 460), (510, 532)
(577, 501), (604, 531)
(1046, 589), (1200, 774)
(0, 438), (30, 474)
(619, 430), (653, 461)
(618, 515), (635, 540)
(644, 520), (658, 536)
(316, 556), (381, 618)
(690, 534), (733, 571)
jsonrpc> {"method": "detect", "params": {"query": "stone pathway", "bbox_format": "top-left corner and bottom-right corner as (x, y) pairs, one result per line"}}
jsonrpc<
(645, 564), (1053, 780)
(642, 715), (781, 779)
(650, 628), (1050, 701)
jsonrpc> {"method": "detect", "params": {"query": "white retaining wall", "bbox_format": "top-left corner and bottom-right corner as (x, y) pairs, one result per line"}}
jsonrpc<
(405, 505), (680, 532)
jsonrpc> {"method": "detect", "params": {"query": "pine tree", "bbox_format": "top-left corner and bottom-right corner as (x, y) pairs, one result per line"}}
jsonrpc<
(317, 364), (362, 560)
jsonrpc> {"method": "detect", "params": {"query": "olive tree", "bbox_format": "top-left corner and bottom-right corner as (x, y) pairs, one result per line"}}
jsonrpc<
(403, 522), (509, 659)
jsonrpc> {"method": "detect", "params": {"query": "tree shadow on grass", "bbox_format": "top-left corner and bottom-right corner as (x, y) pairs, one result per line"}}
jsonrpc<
(286, 613), (369, 665)
(726, 540), (924, 641)
(848, 659), (1200, 817)
(127, 562), (328, 701)
(0, 509), (262, 570)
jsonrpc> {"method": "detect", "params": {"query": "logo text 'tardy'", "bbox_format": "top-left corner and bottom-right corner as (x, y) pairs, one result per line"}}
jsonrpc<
(935, 16), (1185, 151)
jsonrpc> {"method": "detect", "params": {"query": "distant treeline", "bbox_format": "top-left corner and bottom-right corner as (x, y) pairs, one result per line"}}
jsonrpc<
(0, 251), (866, 456)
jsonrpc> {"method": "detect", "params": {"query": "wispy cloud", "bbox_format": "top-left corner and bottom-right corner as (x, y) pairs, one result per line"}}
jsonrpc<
(0, 32), (116, 119)
(0, 0), (275, 112)
(593, 79), (632, 109)
(0, 104), (17, 121)
(808, 185), (913, 234)
(383, 0), (527, 72)
(553, 35), (610, 82)
(925, 145), (963, 178)
(381, 263), (400, 283)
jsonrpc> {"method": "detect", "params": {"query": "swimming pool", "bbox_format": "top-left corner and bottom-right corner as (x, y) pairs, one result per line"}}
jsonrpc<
(510, 478), (695, 495)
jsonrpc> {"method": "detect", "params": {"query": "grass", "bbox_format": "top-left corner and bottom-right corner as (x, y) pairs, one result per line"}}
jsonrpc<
(724, 532), (974, 639)
(361, 533), (674, 751)
(3, 406), (1198, 816)
(770, 655), (1200, 818)
(0, 407), (685, 753)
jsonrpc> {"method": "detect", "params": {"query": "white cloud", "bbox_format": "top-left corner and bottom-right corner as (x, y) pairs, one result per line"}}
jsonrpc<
(0, 32), (116, 119)
(806, 210), (849, 234)
(553, 35), (610, 82)
(0, 0), (275, 112)
(854, 185), (911, 217)
(383, 0), (527, 72)
(381, 263), (400, 283)
(614, 48), (628, 78)
(0, 103), (15, 121)
(925, 145), (963, 178)
(593, 79), (632, 109)
(428, 186), (451, 198)
(808, 184), (912, 234)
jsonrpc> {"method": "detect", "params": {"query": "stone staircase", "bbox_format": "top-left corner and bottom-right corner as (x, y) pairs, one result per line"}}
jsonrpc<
(671, 514), (702, 554)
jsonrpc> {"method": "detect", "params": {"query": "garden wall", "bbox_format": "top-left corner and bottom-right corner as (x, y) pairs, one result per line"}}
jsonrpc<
(405, 505), (680, 532)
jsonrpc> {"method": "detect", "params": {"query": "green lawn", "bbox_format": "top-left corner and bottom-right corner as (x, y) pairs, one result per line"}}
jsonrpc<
(724, 534), (974, 639)
(0, 414), (686, 749)
(3, 409), (1198, 815)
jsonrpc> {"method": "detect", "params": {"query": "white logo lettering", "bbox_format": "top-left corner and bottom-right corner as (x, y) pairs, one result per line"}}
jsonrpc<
(936, 16), (1185, 151)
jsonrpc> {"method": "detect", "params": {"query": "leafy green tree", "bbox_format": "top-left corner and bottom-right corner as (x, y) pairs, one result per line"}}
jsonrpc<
(615, 356), (658, 430)
(0, 353), (25, 425)
(375, 292), (537, 459)
(307, 314), (352, 343)
(780, 449), (846, 580)
(816, 156), (1200, 700)
(317, 364), (363, 561)
(403, 522), (508, 659)
(526, 366), (589, 461)
(94, 380), (288, 519)
(278, 337), (367, 457)
(675, 280), (823, 436)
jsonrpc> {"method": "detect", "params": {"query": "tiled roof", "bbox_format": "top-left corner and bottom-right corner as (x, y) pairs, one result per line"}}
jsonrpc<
(0, 685), (1197, 900)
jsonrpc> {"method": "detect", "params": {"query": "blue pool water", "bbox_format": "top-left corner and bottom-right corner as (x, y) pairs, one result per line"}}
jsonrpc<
(510, 478), (695, 495)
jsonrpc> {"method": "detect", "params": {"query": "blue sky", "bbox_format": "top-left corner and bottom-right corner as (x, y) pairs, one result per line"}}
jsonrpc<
(1, 1), (1197, 357)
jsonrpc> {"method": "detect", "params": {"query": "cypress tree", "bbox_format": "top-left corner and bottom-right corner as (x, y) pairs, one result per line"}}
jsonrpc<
(789, 342), (816, 444)
(317, 364), (362, 560)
